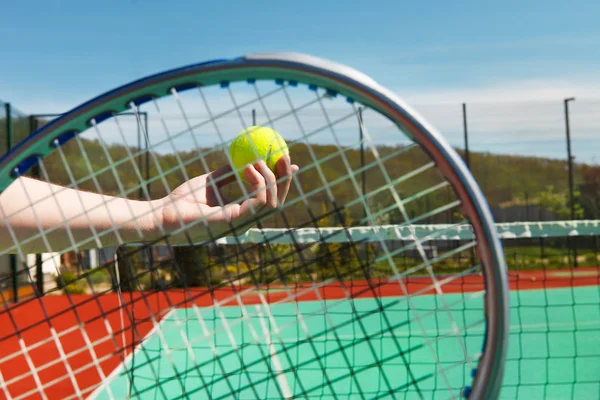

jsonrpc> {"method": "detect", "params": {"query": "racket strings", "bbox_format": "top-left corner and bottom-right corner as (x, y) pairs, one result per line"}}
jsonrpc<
(236, 84), (396, 396)
(350, 112), (460, 395)
(283, 94), (411, 395)
(163, 86), (314, 398)
(2, 214), (472, 392)
(270, 84), (452, 391)
(42, 132), (172, 400)
(356, 116), (476, 390)
(1, 173), (92, 400)
(1, 231), (478, 400)
(0, 105), (372, 256)
(137, 95), (273, 398)
(256, 85), (475, 396)
(1, 118), (201, 399)
(1, 79), (486, 400)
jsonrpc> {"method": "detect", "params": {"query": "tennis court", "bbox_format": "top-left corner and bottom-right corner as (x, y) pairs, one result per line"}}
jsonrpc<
(2, 268), (598, 399)
(90, 274), (600, 400)
(1, 59), (599, 399)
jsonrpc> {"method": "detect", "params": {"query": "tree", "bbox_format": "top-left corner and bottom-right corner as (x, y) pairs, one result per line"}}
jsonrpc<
(538, 185), (584, 219)
(579, 165), (600, 218)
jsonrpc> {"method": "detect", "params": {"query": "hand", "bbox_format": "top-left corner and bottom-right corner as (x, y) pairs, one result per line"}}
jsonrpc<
(156, 156), (299, 245)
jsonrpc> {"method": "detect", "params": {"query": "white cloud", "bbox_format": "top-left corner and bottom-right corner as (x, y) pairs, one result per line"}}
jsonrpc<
(5, 76), (600, 165)
(400, 79), (600, 105)
(388, 79), (600, 164)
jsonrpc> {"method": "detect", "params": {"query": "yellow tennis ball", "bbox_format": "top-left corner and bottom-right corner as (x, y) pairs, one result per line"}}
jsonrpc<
(228, 126), (289, 182)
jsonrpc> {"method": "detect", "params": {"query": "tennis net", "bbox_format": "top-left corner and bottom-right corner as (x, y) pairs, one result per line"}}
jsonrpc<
(1, 220), (598, 399)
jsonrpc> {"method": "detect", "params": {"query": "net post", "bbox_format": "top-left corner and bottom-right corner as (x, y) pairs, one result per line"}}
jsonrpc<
(116, 246), (135, 292)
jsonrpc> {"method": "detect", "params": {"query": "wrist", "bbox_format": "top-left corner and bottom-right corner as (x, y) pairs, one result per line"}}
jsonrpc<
(118, 199), (164, 245)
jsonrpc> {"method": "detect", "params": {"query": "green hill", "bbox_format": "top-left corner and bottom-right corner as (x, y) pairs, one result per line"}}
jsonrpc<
(1, 116), (596, 227)
(31, 137), (597, 227)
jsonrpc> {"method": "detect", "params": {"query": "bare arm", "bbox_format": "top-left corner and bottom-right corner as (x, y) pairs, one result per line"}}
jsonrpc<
(0, 176), (159, 254)
(0, 157), (298, 254)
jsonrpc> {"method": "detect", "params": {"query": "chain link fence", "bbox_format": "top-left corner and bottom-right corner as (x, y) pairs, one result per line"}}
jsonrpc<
(1, 97), (598, 304)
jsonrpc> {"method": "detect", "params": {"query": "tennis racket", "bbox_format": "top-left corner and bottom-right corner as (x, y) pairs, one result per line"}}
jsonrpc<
(0, 53), (509, 400)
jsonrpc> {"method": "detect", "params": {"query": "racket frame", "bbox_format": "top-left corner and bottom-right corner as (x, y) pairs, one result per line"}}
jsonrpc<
(0, 52), (509, 399)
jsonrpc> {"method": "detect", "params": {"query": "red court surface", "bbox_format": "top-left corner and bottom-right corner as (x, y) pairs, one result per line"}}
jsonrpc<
(0, 268), (597, 400)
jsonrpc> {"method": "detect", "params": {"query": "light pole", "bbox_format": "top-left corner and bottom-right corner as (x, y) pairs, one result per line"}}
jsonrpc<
(358, 107), (369, 267)
(462, 103), (470, 169)
(358, 107), (366, 206)
(564, 97), (577, 267)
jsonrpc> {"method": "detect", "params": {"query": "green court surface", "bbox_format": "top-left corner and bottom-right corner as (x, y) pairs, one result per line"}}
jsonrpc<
(92, 286), (599, 400)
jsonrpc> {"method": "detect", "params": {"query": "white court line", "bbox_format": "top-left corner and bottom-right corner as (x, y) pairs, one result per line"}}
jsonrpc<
(508, 320), (600, 331)
(0, 369), (13, 400)
(87, 308), (175, 400)
(255, 305), (293, 399)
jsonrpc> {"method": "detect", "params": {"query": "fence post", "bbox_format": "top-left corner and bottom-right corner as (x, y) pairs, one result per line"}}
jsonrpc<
(5, 103), (19, 302)
(144, 112), (150, 197)
(28, 116), (44, 295)
(137, 114), (143, 200)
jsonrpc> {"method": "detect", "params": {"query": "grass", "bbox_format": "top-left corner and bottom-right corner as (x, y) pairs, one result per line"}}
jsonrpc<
(47, 240), (599, 293)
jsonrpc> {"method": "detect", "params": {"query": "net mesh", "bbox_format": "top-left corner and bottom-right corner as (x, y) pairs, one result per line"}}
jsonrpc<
(0, 78), (595, 399)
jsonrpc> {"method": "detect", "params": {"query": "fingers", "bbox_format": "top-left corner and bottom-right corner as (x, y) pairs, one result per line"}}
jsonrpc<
(228, 157), (300, 232)
(208, 165), (236, 188)
(255, 161), (278, 209)
(205, 167), (235, 206)
(275, 155), (294, 206)
(219, 155), (298, 218)
(239, 163), (267, 216)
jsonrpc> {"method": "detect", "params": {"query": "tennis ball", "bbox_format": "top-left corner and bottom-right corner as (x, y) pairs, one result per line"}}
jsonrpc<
(229, 126), (289, 182)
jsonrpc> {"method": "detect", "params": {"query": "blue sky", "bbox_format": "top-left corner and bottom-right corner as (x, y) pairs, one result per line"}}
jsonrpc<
(1, 0), (599, 162)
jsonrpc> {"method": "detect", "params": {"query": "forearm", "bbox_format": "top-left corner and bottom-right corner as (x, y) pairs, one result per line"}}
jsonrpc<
(0, 177), (161, 254)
